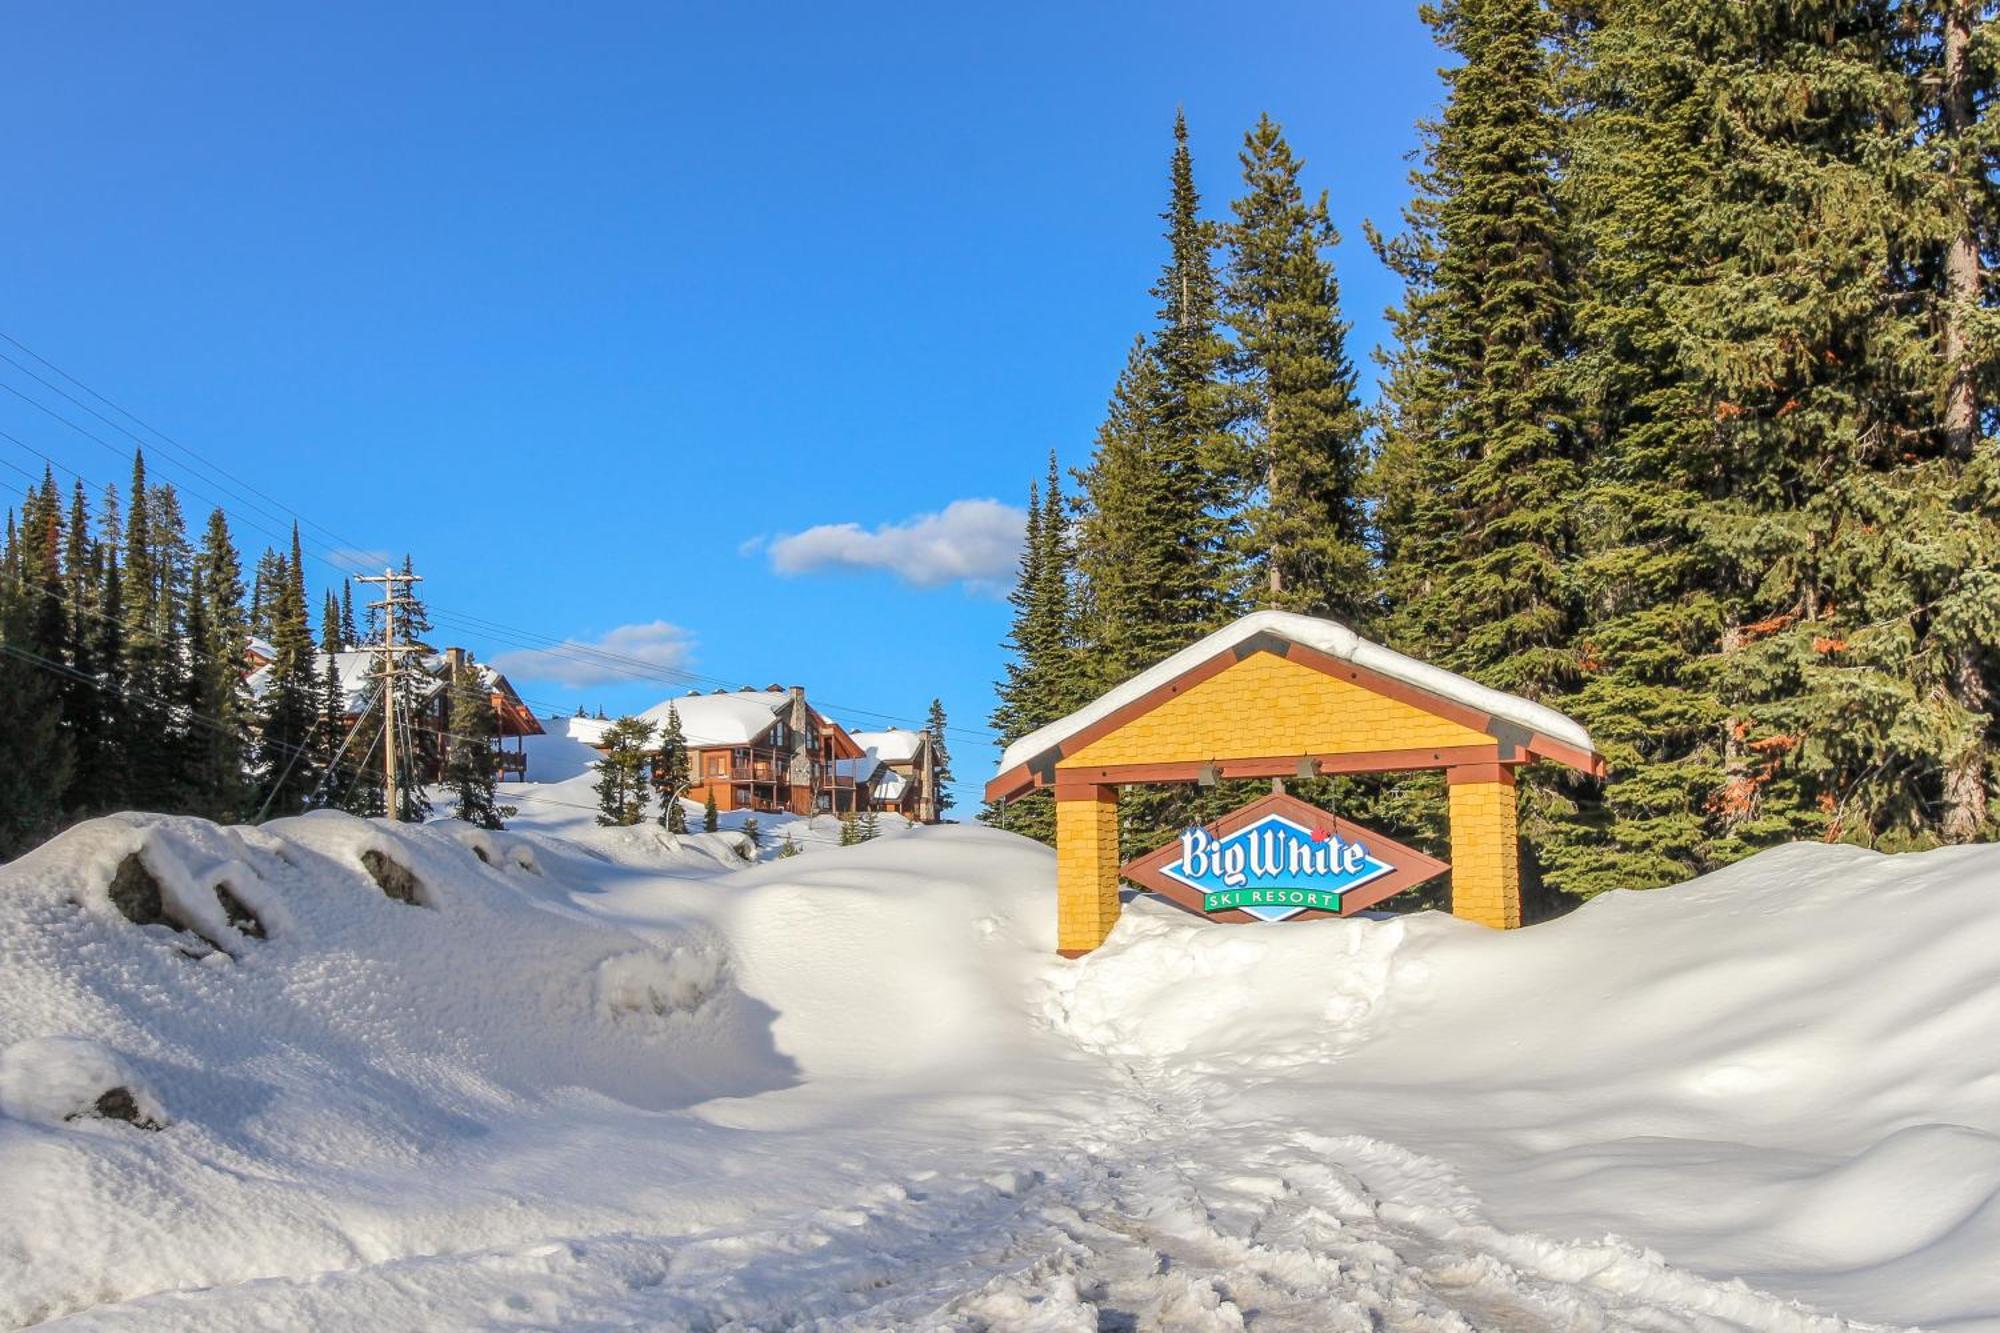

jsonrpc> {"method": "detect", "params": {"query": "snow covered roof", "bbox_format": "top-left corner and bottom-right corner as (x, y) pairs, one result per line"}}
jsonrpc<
(633, 689), (794, 748)
(849, 729), (924, 764)
(995, 611), (1598, 779)
(245, 650), (441, 714)
(832, 755), (885, 785)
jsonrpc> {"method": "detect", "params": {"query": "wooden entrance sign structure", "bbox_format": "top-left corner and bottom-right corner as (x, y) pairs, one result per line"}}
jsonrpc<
(984, 612), (1606, 956)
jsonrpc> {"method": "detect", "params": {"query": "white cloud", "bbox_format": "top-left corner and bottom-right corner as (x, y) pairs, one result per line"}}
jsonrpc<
(765, 498), (1026, 591)
(489, 620), (695, 688)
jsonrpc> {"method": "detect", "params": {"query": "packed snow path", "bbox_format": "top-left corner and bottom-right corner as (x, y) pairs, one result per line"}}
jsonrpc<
(5, 813), (1996, 1329)
(37, 1057), (1874, 1332)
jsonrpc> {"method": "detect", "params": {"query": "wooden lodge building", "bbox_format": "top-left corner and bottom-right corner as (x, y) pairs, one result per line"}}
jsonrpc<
(576, 686), (942, 820)
(247, 645), (545, 783)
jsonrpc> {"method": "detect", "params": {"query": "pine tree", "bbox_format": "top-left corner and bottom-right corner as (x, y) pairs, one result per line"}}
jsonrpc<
(1075, 341), (1210, 685)
(85, 542), (130, 815)
(592, 716), (654, 826)
(1151, 109), (1246, 609)
(249, 547), (283, 641)
(118, 451), (176, 811)
(858, 809), (880, 842)
(187, 508), (250, 821)
(387, 554), (434, 822)
(313, 588), (347, 807)
(702, 788), (719, 832)
(0, 507), (71, 858)
(444, 654), (510, 829)
(925, 697), (954, 816)
(59, 481), (105, 820)
(739, 817), (760, 862)
(254, 536), (321, 818)
(838, 809), (859, 846)
(652, 703), (690, 832)
(1373, 0), (1579, 698)
(986, 455), (1084, 841)
(1368, 0), (1583, 913)
(339, 579), (358, 649)
(1224, 114), (1370, 619)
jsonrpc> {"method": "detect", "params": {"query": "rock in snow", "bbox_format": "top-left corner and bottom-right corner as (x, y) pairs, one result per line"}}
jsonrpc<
(0, 809), (1996, 1330)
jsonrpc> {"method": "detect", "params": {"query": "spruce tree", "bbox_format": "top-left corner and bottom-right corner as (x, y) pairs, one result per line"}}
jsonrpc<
(389, 554), (435, 820)
(592, 716), (653, 826)
(249, 547), (283, 641)
(188, 508), (251, 821)
(1224, 115), (1370, 620)
(1542, 4), (1735, 895)
(1075, 341), (1210, 685)
(339, 579), (358, 649)
(1370, 0), (1582, 912)
(702, 788), (719, 832)
(86, 543), (130, 815)
(314, 588), (347, 806)
(254, 540), (321, 818)
(986, 455), (1084, 841)
(925, 697), (953, 817)
(1373, 0), (1579, 698)
(444, 654), (510, 829)
(0, 514), (70, 858)
(118, 451), (176, 811)
(1151, 109), (1245, 609)
(60, 481), (106, 820)
(653, 704), (691, 832)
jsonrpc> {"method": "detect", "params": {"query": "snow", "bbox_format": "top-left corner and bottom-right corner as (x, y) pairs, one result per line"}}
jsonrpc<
(850, 727), (925, 763)
(556, 689), (809, 750)
(998, 610), (1598, 774)
(2, 808), (1996, 1329)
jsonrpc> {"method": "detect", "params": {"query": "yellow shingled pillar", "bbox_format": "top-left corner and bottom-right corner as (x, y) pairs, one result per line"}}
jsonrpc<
(1055, 781), (1120, 957)
(1446, 763), (1521, 929)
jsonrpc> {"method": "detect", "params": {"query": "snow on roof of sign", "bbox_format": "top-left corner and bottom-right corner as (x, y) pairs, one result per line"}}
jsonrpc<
(996, 610), (1597, 776)
(632, 689), (793, 748)
(848, 729), (924, 763)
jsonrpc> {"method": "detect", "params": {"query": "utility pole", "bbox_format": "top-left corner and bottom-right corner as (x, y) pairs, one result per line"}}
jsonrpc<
(356, 565), (424, 821)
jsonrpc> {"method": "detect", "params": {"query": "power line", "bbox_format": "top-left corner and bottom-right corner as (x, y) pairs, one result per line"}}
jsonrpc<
(0, 335), (1003, 743)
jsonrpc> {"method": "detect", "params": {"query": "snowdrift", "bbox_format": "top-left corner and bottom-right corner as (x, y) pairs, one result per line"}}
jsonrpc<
(1, 810), (1996, 1329)
(1053, 841), (2000, 1329)
(0, 812), (801, 1325)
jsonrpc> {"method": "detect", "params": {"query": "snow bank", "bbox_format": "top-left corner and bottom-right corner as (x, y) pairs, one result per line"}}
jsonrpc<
(1056, 840), (2000, 1329)
(3, 805), (1996, 1329)
(0, 811), (797, 1326)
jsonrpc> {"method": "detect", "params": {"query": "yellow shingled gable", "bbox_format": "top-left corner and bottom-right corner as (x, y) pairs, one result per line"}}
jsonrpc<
(1055, 650), (1490, 769)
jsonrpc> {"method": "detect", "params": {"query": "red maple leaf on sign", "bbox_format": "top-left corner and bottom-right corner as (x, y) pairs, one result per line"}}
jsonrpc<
(1310, 826), (1332, 843)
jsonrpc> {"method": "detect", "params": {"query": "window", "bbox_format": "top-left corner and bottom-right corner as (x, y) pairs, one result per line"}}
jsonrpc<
(707, 755), (727, 777)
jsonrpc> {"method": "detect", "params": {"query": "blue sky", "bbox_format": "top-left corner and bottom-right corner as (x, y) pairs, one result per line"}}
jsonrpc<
(2, 3), (1442, 808)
